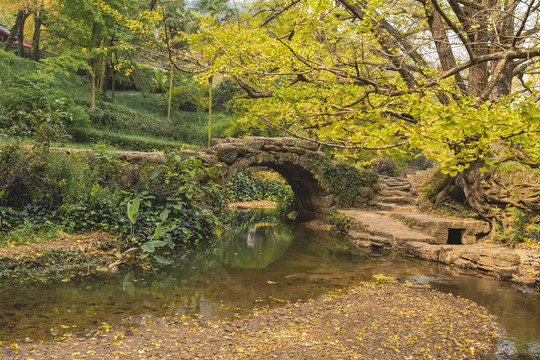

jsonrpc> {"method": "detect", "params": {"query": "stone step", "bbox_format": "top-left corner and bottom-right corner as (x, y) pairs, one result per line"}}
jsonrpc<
(375, 203), (418, 213)
(379, 189), (411, 198)
(338, 209), (435, 245)
(389, 213), (490, 245)
(382, 178), (410, 185)
(382, 183), (412, 191)
(348, 230), (392, 247)
(380, 196), (415, 205)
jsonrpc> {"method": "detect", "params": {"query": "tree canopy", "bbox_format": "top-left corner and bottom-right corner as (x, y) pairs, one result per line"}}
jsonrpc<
(177, 0), (540, 174)
(3, 0), (539, 174)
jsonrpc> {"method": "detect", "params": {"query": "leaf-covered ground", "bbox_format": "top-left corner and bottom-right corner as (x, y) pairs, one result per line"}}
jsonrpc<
(0, 232), (123, 283)
(0, 283), (500, 359)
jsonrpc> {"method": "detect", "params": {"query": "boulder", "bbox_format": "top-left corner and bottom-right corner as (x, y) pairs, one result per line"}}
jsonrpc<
(405, 241), (441, 261)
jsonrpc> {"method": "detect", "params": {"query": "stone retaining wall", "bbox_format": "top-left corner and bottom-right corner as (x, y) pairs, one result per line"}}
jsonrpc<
(403, 241), (540, 285)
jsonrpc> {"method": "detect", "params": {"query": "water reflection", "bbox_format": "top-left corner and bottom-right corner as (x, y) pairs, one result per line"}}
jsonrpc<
(217, 222), (293, 269)
(0, 210), (538, 359)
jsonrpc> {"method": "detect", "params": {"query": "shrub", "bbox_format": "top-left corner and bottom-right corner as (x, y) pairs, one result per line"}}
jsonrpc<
(224, 169), (294, 203)
(323, 161), (378, 207)
(0, 145), (223, 246)
(370, 157), (400, 177)
(329, 210), (352, 231)
(88, 107), (124, 129)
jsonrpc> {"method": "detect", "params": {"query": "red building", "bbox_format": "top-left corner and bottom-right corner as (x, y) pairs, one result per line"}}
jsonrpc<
(0, 23), (32, 48)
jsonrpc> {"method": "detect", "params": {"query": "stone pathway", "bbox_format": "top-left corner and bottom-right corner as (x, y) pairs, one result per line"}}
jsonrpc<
(339, 174), (540, 285)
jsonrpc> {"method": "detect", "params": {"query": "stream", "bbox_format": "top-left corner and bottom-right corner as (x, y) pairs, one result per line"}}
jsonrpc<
(0, 210), (538, 359)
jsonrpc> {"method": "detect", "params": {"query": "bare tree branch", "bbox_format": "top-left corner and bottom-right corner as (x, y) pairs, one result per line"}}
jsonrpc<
(260, 116), (409, 150)
(258, 0), (301, 27)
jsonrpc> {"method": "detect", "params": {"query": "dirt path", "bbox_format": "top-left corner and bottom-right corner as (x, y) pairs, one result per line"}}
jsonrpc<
(0, 283), (500, 360)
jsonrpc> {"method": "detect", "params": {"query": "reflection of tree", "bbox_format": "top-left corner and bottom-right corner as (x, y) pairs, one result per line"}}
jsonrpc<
(217, 222), (293, 269)
(222, 209), (277, 230)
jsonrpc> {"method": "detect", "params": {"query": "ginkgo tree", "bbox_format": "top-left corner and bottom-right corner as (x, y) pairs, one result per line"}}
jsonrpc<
(93, 0), (540, 219)
(185, 0), (539, 172)
(180, 0), (540, 219)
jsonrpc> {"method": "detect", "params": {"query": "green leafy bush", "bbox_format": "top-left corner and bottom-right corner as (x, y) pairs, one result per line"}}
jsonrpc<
(322, 161), (378, 207)
(224, 170), (294, 203)
(0, 145), (222, 247)
(329, 210), (352, 231)
(494, 206), (539, 247)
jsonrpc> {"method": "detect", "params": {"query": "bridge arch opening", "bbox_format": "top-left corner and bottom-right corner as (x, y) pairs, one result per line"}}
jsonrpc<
(224, 167), (296, 214)
(222, 163), (333, 221)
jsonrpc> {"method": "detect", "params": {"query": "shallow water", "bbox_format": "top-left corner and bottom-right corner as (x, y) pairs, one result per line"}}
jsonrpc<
(0, 211), (538, 358)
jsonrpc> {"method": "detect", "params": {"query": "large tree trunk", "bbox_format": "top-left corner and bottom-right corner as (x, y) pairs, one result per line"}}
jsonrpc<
(4, 10), (28, 53)
(426, 162), (540, 244)
(490, 0), (518, 99)
(16, 11), (29, 57)
(422, 2), (467, 97)
(31, 11), (42, 61)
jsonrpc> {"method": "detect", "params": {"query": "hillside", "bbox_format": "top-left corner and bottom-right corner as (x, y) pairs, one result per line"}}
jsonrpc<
(0, 50), (236, 151)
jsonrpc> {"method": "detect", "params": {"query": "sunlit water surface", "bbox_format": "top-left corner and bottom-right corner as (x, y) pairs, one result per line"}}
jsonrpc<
(0, 210), (538, 359)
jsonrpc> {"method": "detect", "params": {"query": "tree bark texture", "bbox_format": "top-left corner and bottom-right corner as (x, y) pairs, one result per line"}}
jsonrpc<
(31, 11), (43, 61)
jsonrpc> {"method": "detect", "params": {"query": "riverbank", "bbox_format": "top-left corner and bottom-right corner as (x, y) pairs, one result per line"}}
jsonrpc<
(338, 210), (540, 287)
(0, 282), (500, 360)
(0, 232), (122, 283)
(336, 173), (540, 287)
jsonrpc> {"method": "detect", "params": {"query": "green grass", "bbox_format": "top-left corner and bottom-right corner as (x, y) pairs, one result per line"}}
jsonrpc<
(68, 126), (200, 152)
(111, 91), (235, 146)
(0, 221), (60, 248)
(111, 91), (164, 117)
(1, 51), (237, 152)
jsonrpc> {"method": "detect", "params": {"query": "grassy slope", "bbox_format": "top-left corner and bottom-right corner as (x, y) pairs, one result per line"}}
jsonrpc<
(0, 51), (235, 151)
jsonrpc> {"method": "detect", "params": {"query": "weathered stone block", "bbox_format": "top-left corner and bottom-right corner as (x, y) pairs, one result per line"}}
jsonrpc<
(244, 140), (264, 152)
(405, 241), (441, 262)
(232, 158), (249, 171)
(282, 137), (297, 146)
(280, 153), (299, 164)
(297, 140), (319, 151)
(322, 194), (335, 207)
(263, 138), (283, 147)
(262, 145), (282, 152)
(252, 153), (274, 165)
(288, 147), (306, 155)
(312, 150), (325, 159)
(211, 138), (227, 146)
(454, 258), (478, 269)
(226, 137), (245, 143)
(214, 143), (239, 164)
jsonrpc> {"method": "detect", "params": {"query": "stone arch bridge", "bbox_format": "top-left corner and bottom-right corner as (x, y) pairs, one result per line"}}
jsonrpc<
(205, 137), (335, 220)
